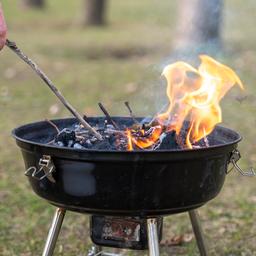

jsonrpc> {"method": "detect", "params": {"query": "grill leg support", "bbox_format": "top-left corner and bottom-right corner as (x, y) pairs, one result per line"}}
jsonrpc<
(88, 245), (102, 256)
(147, 218), (160, 256)
(42, 208), (66, 256)
(189, 210), (209, 256)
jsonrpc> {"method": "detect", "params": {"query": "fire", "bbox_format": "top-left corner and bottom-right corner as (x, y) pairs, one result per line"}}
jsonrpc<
(126, 126), (162, 150)
(127, 55), (243, 150)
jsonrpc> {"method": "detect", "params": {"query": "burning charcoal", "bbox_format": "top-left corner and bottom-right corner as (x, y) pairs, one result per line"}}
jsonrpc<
(106, 124), (115, 130)
(175, 122), (190, 149)
(80, 138), (95, 149)
(55, 128), (76, 146)
(86, 139), (92, 146)
(109, 134), (118, 144)
(153, 133), (167, 150)
(92, 140), (111, 150)
(81, 142), (92, 149)
(67, 140), (74, 147)
(73, 143), (84, 149)
(56, 141), (64, 147)
(90, 137), (98, 143)
(196, 136), (210, 148)
(74, 124), (82, 130)
(96, 128), (105, 133)
(158, 131), (180, 150)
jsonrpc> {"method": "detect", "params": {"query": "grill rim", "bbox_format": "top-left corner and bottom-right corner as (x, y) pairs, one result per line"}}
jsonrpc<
(12, 117), (242, 162)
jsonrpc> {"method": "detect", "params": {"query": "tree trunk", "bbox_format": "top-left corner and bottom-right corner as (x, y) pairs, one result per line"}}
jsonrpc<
(22, 0), (45, 8)
(83, 0), (107, 26)
(174, 0), (223, 51)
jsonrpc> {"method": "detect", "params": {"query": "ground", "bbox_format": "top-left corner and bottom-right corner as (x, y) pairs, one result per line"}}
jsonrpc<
(0, 0), (256, 255)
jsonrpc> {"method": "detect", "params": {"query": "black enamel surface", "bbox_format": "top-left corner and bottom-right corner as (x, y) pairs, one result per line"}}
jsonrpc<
(12, 117), (241, 216)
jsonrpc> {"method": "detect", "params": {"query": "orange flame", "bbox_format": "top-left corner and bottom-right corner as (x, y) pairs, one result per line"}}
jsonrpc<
(127, 55), (243, 150)
(126, 126), (162, 150)
(126, 130), (133, 151)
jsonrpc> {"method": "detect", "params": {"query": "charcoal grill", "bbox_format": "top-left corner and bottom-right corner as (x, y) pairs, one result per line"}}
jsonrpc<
(12, 117), (254, 256)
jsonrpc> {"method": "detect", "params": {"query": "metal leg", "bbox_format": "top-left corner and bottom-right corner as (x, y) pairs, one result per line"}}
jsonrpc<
(42, 208), (66, 256)
(147, 218), (160, 256)
(189, 210), (209, 256)
(88, 245), (102, 256)
(87, 245), (121, 256)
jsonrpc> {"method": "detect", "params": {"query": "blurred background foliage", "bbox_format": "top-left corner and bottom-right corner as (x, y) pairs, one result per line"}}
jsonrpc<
(0, 0), (256, 255)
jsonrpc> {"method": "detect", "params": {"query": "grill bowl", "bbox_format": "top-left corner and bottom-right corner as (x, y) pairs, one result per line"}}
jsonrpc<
(12, 117), (241, 217)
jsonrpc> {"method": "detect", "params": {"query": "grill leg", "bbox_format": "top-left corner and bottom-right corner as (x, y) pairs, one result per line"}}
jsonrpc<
(147, 218), (160, 256)
(88, 245), (122, 256)
(42, 208), (66, 256)
(189, 210), (209, 256)
(88, 245), (103, 256)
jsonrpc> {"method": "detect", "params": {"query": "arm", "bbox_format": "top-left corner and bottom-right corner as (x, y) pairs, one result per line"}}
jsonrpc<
(0, 2), (7, 50)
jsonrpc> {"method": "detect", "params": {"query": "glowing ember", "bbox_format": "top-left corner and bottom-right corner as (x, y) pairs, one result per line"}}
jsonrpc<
(127, 55), (243, 150)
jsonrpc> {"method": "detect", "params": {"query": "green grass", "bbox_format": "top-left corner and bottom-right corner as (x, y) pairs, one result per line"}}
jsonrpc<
(0, 0), (256, 255)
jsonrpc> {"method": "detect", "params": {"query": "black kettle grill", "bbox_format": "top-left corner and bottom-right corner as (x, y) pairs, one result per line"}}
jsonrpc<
(13, 117), (254, 256)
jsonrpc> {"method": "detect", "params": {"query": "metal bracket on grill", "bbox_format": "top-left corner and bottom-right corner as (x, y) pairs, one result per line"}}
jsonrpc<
(25, 155), (56, 183)
(228, 149), (256, 177)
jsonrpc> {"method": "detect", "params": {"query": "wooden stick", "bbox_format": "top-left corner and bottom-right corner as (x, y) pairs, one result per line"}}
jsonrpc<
(98, 102), (119, 129)
(45, 118), (60, 133)
(105, 129), (126, 135)
(5, 39), (102, 140)
(124, 101), (139, 124)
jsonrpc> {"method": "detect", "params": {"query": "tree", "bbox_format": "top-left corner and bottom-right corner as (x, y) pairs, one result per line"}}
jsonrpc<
(174, 0), (223, 51)
(83, 0), (107, 26)
(22, 0), (45, 9)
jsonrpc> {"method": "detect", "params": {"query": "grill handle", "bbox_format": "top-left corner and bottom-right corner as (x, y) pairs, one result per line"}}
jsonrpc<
(228, 149), (256, 177)
(25, 155), (56, 183)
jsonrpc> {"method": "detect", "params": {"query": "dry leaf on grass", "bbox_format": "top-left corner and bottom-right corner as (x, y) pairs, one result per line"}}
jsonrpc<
(49, 103), (60, 115)
(161, 233), (193, 246)
(125, 82), (138, 93)
(4, 67), (17, 79)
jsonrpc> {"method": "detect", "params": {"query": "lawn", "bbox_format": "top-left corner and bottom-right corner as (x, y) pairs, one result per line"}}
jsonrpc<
(0, 0), (256, 255)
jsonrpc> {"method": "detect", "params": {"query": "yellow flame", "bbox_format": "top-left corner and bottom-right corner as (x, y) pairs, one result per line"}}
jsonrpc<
(160, 55), (243, 148)
(127, 55), (243, 150)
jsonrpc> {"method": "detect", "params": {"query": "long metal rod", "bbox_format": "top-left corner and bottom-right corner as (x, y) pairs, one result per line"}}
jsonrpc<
(147, 218), (160, 256)
(189, 210), (209, 256)
(42, 208), (66, 256)
(5, 39), (103, 140)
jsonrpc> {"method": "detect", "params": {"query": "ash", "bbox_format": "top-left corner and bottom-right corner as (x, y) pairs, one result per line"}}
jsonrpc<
(53, 123), (124, 151)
